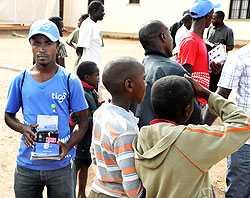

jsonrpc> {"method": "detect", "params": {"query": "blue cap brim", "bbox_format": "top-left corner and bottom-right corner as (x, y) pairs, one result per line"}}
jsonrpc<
(28, 32), (59, 42)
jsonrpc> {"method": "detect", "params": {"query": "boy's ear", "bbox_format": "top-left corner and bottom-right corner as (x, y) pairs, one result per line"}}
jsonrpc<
(183, 104), (192, 121)
(83, 74), (89, 81)
(124, 79), (133, 93)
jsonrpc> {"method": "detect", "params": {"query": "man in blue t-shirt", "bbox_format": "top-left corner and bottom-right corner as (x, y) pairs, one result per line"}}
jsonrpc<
(5, 19), (88, 198)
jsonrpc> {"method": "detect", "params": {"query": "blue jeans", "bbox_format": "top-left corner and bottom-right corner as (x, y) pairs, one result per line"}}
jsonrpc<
(225, 144), (250, 198)
(14, 162), (76, 198)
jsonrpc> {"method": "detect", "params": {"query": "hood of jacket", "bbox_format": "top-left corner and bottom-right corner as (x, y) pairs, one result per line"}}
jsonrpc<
(133, 122), (186, 169)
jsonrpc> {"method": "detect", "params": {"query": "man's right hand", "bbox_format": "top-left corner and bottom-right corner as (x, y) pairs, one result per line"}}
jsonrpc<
(184, 74), (211, 101)
(22, 123), (39, 147)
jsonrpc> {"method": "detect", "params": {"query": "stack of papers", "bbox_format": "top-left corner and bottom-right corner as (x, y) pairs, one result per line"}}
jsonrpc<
(208, 44), (227, 64)
(31, 142), (61, 160)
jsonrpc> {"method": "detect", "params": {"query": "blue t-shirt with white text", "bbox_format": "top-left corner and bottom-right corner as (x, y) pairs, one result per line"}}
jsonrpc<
(5, 66), (88, 170)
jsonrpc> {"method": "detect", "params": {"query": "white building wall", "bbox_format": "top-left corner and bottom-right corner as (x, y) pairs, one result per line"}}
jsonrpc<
(97, 0), (192, 35)
(64, 0), (88, 28)
(0, 0), (59, 24)
(64, 0), (250, 41)
(218, 1), (250, 41)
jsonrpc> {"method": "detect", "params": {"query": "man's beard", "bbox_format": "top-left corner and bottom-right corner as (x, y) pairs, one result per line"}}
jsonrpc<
(40, 62), (49, 67)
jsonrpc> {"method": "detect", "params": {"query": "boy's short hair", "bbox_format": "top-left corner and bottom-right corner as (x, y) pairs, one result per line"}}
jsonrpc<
(139, 20), (166, 50)
(182, 14), (192, 23)
(102, 56), (141, 96)
(151, 75), (194, 120)
(88, 1), (103, 14)
(48, 16), (63, 29)
(77, 61), (98, 81)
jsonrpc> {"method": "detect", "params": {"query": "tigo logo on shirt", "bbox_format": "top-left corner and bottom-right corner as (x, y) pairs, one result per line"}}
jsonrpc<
(52, 92), (67, 103)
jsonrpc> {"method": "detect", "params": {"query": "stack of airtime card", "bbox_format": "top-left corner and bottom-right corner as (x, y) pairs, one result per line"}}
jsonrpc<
(208, 44), (227, 64)
(31, 129), (61, 160)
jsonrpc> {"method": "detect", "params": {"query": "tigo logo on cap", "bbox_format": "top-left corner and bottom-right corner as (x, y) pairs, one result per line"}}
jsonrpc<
(42, 23), (51, 31)
(190, 0), (220, 18)
(28, 19), (60, 42)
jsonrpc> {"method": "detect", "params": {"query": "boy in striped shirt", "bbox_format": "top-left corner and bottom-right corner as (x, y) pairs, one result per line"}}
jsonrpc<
(89, 56), (146, 198)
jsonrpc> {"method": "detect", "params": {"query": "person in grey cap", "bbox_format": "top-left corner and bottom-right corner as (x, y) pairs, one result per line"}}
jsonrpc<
(4, 19), (88, 198)
(178, 0), (222, 109)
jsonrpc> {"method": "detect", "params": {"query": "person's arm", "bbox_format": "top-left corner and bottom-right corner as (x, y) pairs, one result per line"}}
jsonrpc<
(183, 63), (193, 74)
(114, 134), (144, 197)
(66, 40), (76, 49)
(76, 47), (83, 57)
(4, 112), (38, 147)
(203, 87), (232, 125)
(185, 74), (211, 100)
(182, 75), (250, 171)
(226, 29), (234, 52)
(58, 75), (89, 159)
(66, 32), (77, 49)
(58, 109), (88, 159)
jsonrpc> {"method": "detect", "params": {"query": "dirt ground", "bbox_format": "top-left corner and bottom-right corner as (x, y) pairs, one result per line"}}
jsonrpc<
(0, 31), (228, 198)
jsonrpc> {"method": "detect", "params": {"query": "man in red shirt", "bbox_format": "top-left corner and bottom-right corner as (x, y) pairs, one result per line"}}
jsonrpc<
(178, 0), (221, 106)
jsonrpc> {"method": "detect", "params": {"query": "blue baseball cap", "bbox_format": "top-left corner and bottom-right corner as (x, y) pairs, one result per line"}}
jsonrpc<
(28, 19), (60, 42)
(190, 0), (220, 18)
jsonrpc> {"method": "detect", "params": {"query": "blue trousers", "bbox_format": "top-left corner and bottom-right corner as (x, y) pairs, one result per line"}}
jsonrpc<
(225, 144), (250, 198)
(14, 163), (76, 198)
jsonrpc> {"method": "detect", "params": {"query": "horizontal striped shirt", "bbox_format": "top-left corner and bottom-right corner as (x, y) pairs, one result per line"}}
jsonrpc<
(90, 102), (143, 197)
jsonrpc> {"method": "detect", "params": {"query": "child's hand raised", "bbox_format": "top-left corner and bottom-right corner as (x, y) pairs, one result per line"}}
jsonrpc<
(184, 74), (211, 101)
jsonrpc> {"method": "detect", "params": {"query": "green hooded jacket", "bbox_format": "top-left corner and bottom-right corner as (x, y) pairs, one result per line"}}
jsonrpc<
(133, 93), (250, 198)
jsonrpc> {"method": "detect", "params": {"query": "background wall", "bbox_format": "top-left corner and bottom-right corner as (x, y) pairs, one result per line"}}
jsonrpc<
(63, 0), (250, 41)
(0, 0), (59, 24)
(0, 0), (249, 41)
(64, 0), (88, 28)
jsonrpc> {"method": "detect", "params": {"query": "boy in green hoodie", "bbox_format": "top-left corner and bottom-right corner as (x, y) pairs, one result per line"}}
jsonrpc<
(133, 75), (250, 198)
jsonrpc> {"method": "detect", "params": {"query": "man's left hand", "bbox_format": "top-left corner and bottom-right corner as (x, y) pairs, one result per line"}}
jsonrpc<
(57, 141), (70, 160)
(210, 61), (222, 74)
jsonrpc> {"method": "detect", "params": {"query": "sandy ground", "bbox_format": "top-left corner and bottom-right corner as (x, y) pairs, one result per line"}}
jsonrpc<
(0, 31), (228, 198)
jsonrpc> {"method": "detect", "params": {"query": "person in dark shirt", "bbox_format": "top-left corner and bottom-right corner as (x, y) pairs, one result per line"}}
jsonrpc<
(170, 9), (190, 48)
(69, 61), (100, 198)
(134, 20), (203, 128)
(207, 10), (234, 92)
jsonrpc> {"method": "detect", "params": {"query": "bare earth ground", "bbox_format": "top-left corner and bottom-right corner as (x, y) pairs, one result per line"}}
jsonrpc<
(0, 31), (229, 198)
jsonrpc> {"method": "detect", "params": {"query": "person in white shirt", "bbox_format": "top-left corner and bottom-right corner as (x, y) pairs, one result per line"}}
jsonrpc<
(175, 14), (192, 48)
(204, 44), (250, 198)
(173, 14), (192, 55)
(77, 1), (105, 69)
